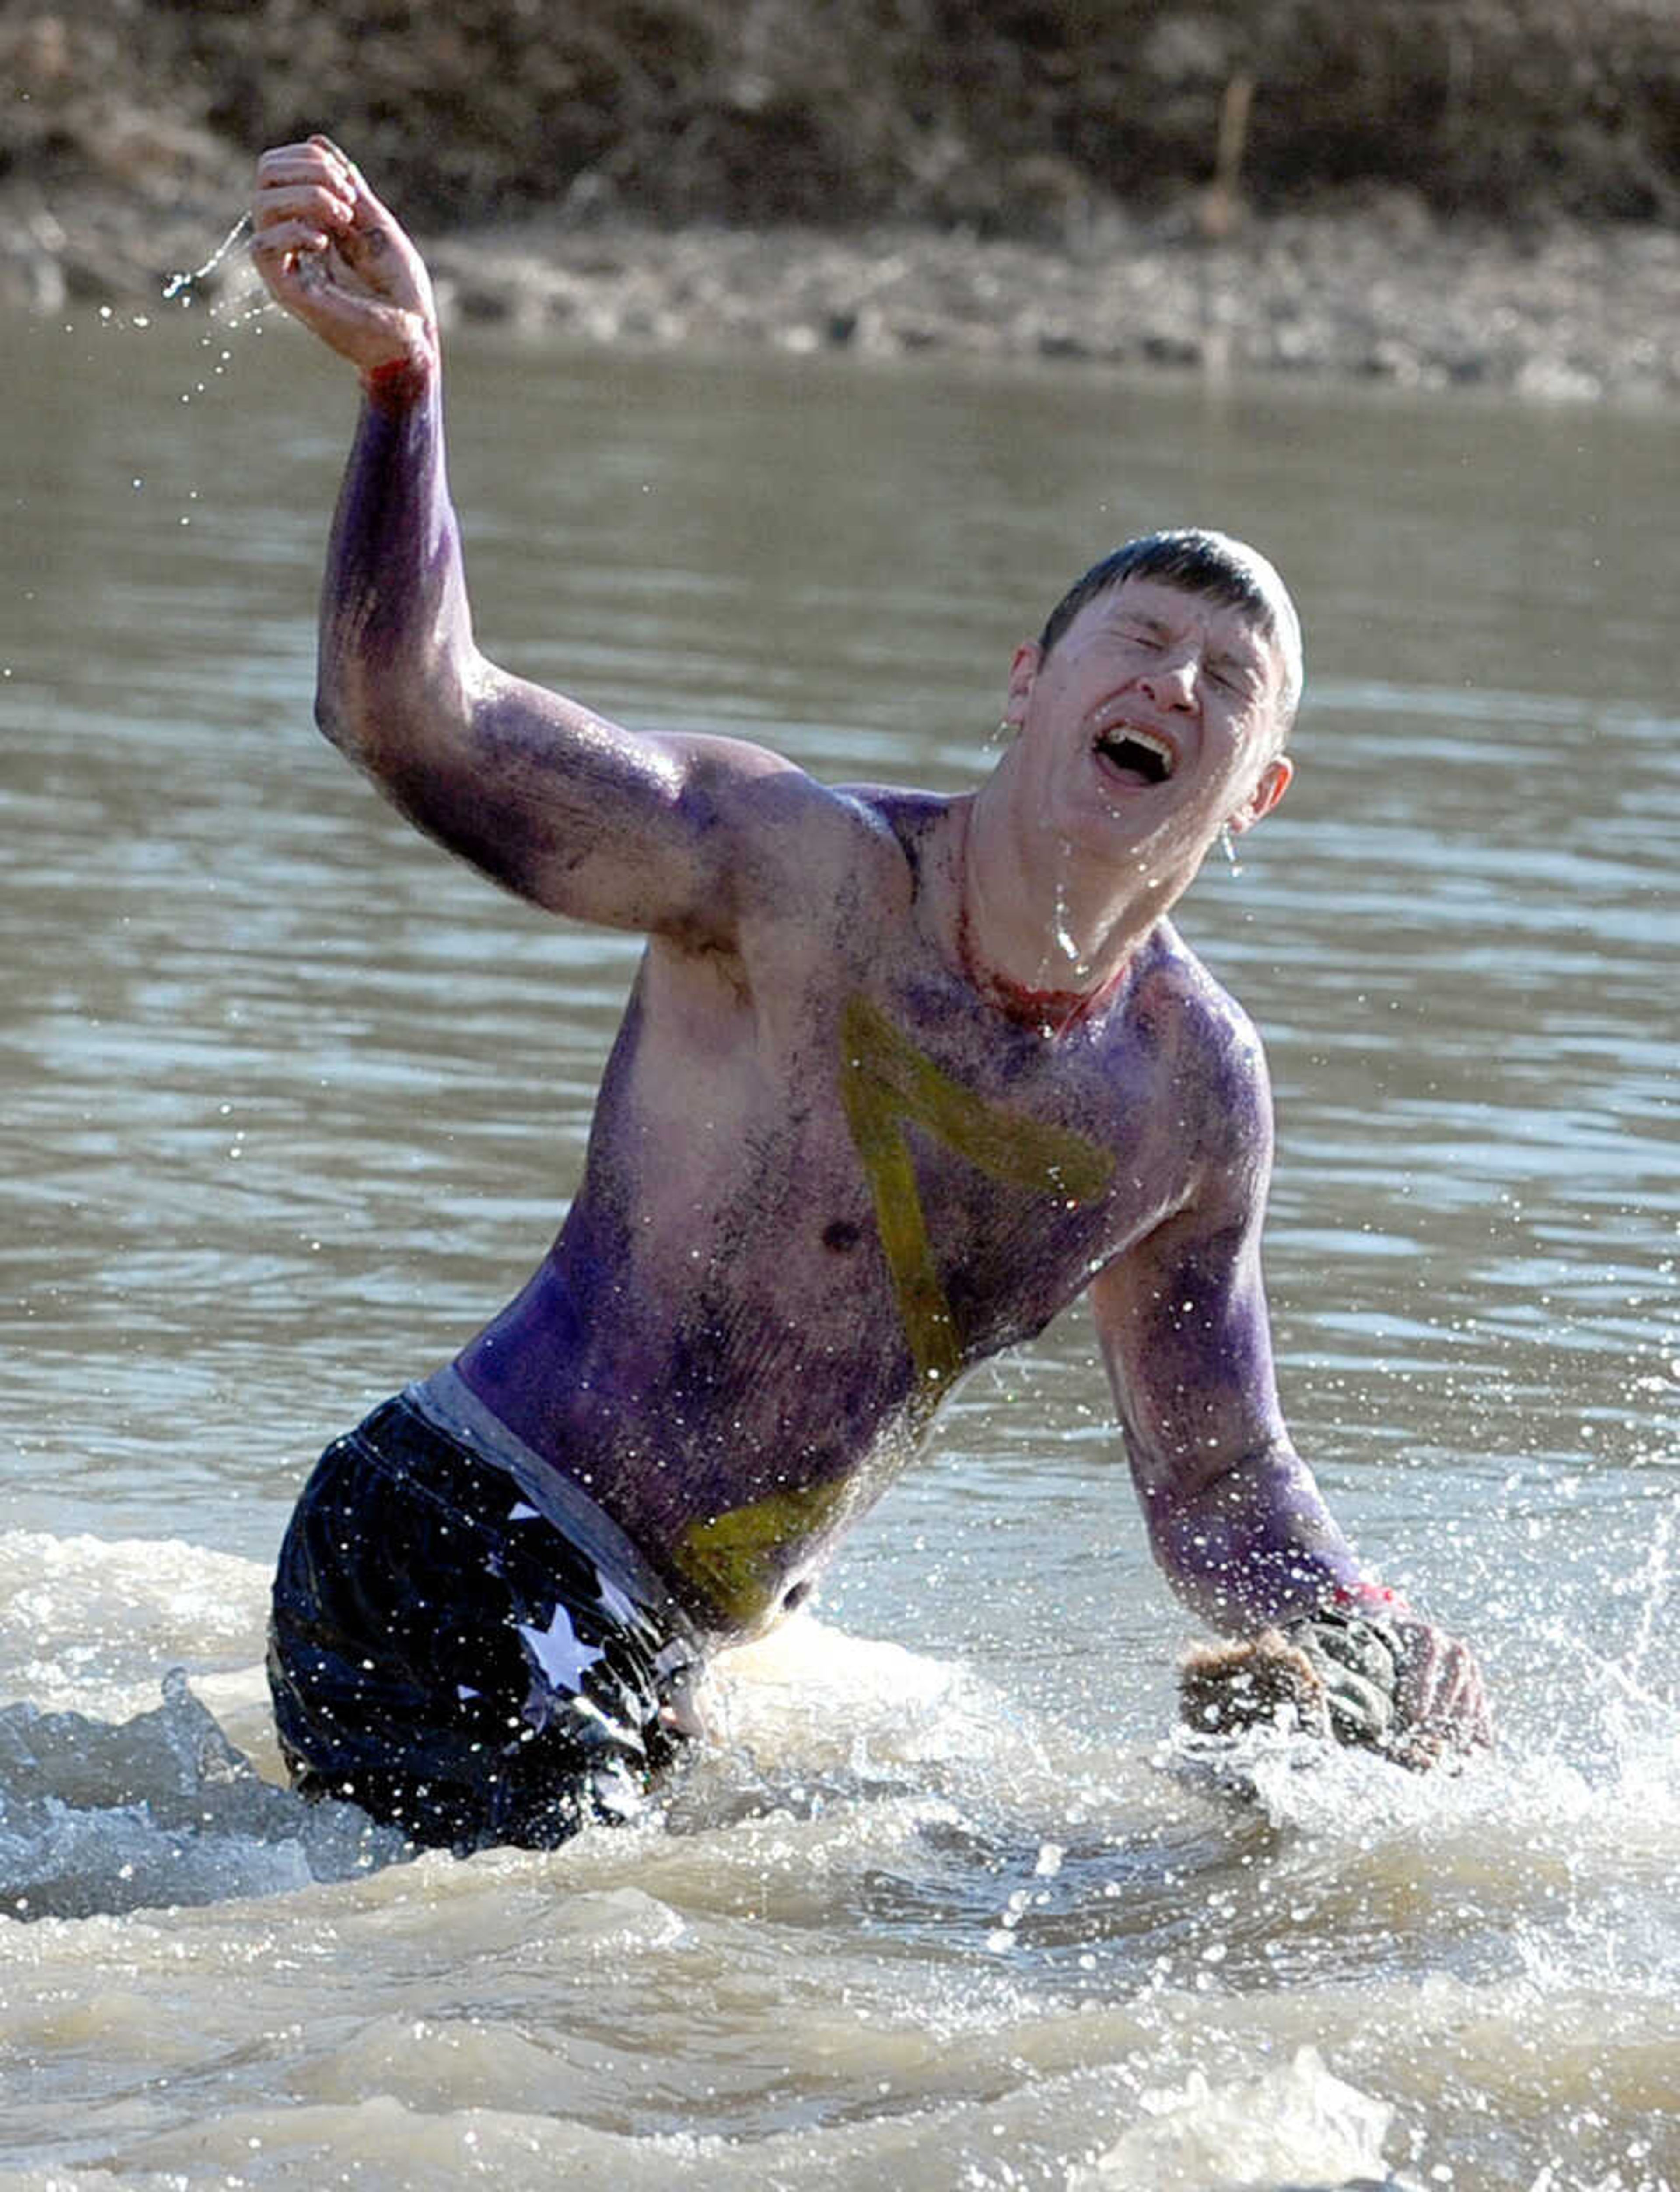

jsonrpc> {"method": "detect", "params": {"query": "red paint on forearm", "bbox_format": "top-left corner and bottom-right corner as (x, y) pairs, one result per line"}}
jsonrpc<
(1332, 1577), (1411, 1618)
(361, 351), (434, 414)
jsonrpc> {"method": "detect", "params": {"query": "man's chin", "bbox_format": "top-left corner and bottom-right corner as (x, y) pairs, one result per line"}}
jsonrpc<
(1046, 796), (1188, 870)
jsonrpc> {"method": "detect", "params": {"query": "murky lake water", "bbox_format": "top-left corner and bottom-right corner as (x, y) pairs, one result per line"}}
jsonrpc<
(0, 292), (1676, 2191)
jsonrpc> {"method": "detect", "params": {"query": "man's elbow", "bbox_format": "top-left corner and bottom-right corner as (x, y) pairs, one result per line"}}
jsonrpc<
(313, 683), (352, 757)
(314, 679), (395, 775)
(313, 659), (402, 769)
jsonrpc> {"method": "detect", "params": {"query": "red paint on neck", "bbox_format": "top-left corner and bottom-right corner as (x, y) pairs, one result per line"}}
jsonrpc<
(957, 904), (1129, 1035)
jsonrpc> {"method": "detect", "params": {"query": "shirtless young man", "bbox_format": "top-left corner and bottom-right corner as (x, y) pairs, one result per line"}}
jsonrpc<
(252, 140), (1490, 1853)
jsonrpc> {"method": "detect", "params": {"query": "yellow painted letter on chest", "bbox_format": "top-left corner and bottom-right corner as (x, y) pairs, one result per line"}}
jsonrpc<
(838, 994), (1113, 1415)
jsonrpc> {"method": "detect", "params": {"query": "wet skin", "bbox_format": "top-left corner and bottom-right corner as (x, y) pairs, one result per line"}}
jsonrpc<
(250, 140), (1491, 1752)
(312, 371), (1348, 1644)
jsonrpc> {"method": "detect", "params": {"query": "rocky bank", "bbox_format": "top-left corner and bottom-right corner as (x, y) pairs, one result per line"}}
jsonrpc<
(413, 200), (1680, 403)
(3, 0), (1677, 402)
(13, 187), (1678, 408)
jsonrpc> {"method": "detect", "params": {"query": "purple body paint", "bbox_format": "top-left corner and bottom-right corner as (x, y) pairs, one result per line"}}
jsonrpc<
(314, 368), (1372, 1648)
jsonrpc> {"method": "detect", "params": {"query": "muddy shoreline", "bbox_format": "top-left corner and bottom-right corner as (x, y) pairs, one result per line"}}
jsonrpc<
(424, 204), (1680, 403)
(9, 186), (1678, 404)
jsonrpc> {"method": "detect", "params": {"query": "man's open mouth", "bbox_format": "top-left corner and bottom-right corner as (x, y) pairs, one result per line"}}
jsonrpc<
(1094, 728), (1175, 786)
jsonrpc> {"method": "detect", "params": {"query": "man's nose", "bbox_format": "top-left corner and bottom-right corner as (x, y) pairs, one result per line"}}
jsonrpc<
(1138, 649), (1198, 708)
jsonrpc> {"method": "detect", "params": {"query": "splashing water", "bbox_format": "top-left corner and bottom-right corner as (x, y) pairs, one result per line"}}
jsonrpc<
(162, 210), (255, 304)
(1623, 1496), (1675, 1694)
(1068, 2047), (1396, 2191)
(1052, 845), (1089, 976)
(0, 1668), (406, 1920)
(8, 330), (1680, 2192)
(154, 209), (280, 423)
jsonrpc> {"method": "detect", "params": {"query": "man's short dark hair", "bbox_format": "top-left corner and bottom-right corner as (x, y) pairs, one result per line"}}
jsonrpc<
(1038, 527), (1303, 733)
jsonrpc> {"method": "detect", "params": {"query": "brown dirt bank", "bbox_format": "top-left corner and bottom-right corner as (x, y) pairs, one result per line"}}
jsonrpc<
(3, 0), (1676, 399)
(16, 188), (1676, 407)
(410, 202), (1680, 403)
(8, 0), (1680, 234)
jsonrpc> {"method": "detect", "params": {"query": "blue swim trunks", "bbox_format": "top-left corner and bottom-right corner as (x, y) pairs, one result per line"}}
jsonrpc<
(268, 1371), (704, 1854)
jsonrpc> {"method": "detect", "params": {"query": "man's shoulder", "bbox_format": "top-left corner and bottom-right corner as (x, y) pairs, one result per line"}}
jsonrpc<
(833, 782), (955, 844)
(756, 776), (954, 860)
(816, 782), (961, 909)
(1121, 925), (1272, 1132)
(708, 773), (939, 925)
(669, 778), (950, 996)
(1130, 923), (1261, 1048)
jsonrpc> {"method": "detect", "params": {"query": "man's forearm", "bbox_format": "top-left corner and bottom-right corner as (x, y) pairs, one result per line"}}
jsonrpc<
(316, 358), (475, 768)
(1135, 1436), (1393, 1634)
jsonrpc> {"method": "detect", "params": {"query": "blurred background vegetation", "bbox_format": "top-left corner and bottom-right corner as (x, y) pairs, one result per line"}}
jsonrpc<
(4, 0), (1677, 246)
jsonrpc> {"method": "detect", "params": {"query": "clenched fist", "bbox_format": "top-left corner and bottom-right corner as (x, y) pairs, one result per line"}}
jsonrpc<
(251, 137), (438, 386)
(1180, 1604), (1492, 1770)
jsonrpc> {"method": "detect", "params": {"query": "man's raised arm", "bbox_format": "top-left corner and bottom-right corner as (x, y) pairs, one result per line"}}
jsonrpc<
(251, 139), (819, 943)
(1088, 1022), (1491, 1764)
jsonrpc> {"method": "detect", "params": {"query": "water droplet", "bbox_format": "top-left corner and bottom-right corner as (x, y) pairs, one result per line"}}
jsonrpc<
(163, 211), (253, 303)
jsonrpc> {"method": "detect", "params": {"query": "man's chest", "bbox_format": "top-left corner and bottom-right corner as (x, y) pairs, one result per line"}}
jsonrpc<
(623, 936), (1197, 1366)
(798, 973), (1187, 1376)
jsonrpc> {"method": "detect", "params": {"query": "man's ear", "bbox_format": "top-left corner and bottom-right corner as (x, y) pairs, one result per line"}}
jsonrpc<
(1002, 641), (1042, 730)
(1229, 752), (1293, 835)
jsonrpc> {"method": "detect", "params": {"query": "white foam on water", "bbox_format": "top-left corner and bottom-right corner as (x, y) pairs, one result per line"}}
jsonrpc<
(0, 2173), (194, 2191)
(704, 1608), (1036, 1777)
(1068, 2045), (1396, 2190)
(0, 1538), (1035, 1930)
(2, 1527), (1677, 2191)
(0, 1529), (270, 1719)
(0, 1527), (403, 1920)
